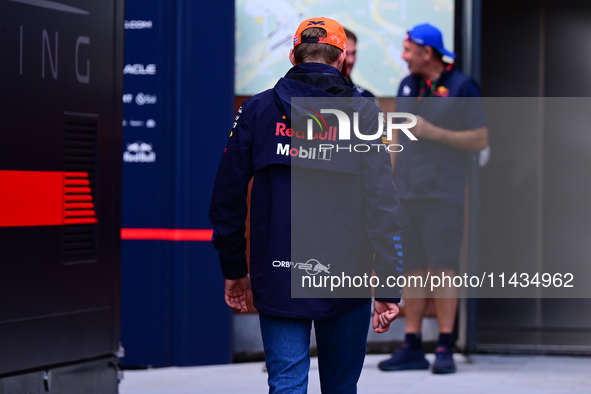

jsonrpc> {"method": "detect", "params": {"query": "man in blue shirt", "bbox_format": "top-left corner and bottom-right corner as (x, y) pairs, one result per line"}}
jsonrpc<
(378, 23), (488, 374)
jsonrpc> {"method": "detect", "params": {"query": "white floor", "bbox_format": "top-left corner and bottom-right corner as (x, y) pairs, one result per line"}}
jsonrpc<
(120, 354), (591, 394)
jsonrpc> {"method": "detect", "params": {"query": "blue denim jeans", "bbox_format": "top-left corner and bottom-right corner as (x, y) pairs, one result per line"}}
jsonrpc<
(259, 300), (371, 394)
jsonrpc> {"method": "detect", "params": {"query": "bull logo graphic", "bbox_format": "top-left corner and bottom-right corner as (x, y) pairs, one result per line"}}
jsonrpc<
(124, 141), (156, 163)
(127, 141), (152, 152)
(305, 259), (330, 275)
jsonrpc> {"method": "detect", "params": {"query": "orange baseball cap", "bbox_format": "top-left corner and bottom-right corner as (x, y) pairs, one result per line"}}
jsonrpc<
(293, 17), (348, 76)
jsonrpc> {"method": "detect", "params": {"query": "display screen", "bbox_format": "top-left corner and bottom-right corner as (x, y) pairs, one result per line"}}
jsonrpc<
(235, 0), (454, 96)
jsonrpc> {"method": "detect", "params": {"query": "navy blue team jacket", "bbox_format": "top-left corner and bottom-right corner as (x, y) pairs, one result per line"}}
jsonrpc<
(209, 63), (403, 319)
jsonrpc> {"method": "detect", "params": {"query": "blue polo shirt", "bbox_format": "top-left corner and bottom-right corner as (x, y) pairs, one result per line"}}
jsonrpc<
(394, 66), (486, 206)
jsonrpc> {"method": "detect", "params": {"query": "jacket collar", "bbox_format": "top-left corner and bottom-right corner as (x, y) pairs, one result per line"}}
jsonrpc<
(284, 62), (349, 91)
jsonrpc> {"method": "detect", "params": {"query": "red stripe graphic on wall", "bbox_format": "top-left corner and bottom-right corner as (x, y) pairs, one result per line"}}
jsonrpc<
(121, 228), (213, 241)
(63, 172), (97, 224)
(0, 170), (97, 227)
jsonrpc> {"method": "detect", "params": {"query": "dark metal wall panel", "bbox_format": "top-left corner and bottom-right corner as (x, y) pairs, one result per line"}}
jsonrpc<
(171, 0), (235, 367)
(480, 0), (542, 97)
(120, 0), (178, 367)
(0, 0), (123, 376)
(541, 1), (591, 334)
(0, 357), (118, 394)
(120, 0), (233, 367)
(544, 0), (591, 97)
(121, 241), (175, 367)
(478, 0), (591, 351)
(479, 0), (544, 340)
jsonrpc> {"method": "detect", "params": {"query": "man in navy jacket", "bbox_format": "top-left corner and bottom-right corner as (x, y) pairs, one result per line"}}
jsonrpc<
(210, 17), (404, 393)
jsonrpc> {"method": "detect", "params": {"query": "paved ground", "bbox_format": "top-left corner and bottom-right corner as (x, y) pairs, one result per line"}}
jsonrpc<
(120, 353), (591, 394)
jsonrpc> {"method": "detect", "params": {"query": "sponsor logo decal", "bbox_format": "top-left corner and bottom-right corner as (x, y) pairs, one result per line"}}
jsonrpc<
(275, 122), (338, 141)
(124, 64), (156, 75)
(124, 141), (156, 163)
(135, 92), (157, 106)
(122, 119), (156, 128)
(276, 143), (320, 160)
(434, 86), (449, 97)
(124, 20), (153, 29)
(123, 93), (157, 105)
(328, 34), (341, 44)
(272, 259), (330, 276)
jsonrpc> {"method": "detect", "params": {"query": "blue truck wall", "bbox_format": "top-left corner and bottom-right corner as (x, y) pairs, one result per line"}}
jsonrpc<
(121, 0), (234, 367)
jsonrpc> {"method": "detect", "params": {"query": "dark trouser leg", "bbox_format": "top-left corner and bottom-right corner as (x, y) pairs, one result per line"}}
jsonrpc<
(314, 300), (371, 394)
(259, 313), (312, 394)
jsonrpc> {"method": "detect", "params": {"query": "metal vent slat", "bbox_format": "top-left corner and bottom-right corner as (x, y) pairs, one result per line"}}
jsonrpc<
(65, 141), (96, 149)
(63, 165), (95, 172)
(65, 135), (95, 142)
(64, 235), (95, 242)
(63, 114), (98, 265)
(65, 156), (96, 163)
(64, 240), (95, 248)
(66, 147), (95, 158)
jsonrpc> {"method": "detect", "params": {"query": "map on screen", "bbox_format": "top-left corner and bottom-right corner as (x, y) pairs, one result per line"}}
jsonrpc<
(235, 0), (454, 97)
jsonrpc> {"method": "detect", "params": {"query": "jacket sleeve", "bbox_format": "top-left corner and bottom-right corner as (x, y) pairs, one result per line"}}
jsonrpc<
(361, 141), (404, 303)
(209, 104), (254, 279)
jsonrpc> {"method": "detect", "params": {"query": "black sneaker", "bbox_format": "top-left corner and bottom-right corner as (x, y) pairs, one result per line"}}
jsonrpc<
(378, 343), (430, 371)
(431, 346), (456, 374)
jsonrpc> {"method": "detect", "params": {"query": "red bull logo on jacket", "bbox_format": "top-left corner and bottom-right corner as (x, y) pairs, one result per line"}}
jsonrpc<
(276, 122), (338, 141)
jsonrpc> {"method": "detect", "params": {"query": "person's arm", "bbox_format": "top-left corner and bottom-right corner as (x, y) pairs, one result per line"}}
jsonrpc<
(388, 128), (399, 175)
(360, 133), (404, 332)
(209, 104), (254, 311)
(378, 97), (400, 175)
(404, 77), (488, 151)
(412, 78), (489, 151)
(407, 116), (488, 151)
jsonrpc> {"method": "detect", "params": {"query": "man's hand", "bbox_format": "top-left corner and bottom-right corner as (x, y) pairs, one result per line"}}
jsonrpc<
(406, 116), (439, 140)
(406, 116), (488, 151)
(373, 301), (400, 333)
(224, 275), (253, 313)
